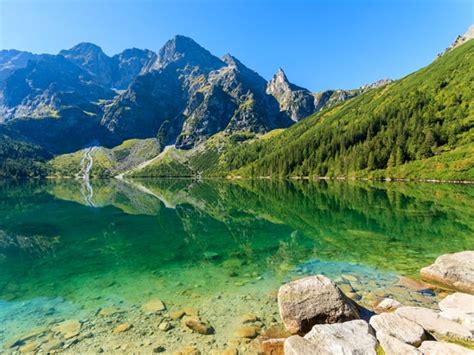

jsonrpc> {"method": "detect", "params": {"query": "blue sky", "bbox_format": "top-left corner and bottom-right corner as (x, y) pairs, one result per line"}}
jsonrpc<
(0, 0), (472, 91)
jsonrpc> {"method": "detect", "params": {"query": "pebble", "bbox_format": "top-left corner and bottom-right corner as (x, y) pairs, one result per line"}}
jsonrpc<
(142, 299), (166, 313)
(234, 326), (260, 339)
(113, 323), (132, 333)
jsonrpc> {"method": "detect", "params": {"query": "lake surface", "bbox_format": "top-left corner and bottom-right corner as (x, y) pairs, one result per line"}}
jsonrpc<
(0, 179), (473, 351)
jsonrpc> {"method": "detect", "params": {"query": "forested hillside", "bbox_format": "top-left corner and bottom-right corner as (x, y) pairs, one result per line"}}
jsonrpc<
(225, 40), (474, 180)
(0, 135), (50, 178)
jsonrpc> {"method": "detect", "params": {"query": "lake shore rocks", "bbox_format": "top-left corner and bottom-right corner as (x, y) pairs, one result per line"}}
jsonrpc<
(396, 306), (473, 343)
(418, 340), (474, 354)
(369, 312), (426, 346)
(376, 332), (421, 355)
(277, 275), (360, 333)
(420, 251), (474, 294)
(284, 320), (377, 355)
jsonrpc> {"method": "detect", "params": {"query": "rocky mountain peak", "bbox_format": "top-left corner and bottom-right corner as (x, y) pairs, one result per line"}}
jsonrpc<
(439, 24), (474, 57)
(148, 35), (224, 72)
(275, 67), (288, 82)
(62, 42), (106, 56)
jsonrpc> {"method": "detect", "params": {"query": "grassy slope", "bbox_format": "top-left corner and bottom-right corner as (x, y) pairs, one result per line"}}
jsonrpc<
(49, 138), (161, 178)
(129, 130), (285, 178)
(230, 40), (474, 180)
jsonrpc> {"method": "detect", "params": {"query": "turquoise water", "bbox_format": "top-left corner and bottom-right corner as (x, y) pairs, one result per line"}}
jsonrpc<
(0, 179), (473, 346)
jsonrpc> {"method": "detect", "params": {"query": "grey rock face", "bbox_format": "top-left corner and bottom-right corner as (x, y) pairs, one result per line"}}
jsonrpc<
(420, 251), (474, 294)
(0, 50), (43, 83)
(103, 38), (292, 149)
(111, 48), (157, 89)
(60, 42), (115, 88)
(61, 43), (155, 89)
(277, 274), (360, 334)
(266, 68), (315, 122)
(369, 312), (426, 346)
(285, 320), (378, 355)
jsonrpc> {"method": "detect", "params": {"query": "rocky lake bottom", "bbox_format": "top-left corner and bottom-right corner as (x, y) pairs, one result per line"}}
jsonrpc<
(0, 179), (473, 353)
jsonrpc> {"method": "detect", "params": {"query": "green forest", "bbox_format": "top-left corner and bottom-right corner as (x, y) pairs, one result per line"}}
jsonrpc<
(222, 40), (474, 180)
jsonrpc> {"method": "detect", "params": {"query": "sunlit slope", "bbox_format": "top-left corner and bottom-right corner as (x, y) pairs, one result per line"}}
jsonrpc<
(230, 40), (474, 180)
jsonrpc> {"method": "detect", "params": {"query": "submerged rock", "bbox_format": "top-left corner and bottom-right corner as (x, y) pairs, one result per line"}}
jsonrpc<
(183, 316), (214, 335)
(142, 299), (166, 313)
(52, 319), (81, 339)
(113, 323), (132, 333)
(396, 306), (473, 343)
(19, 341), (39, 353)
(418, 340), (474, 354)
(284, 320), (377, 355)
(420, 251), (474, 294)
(373, 297), (402, 314)
(277, 275), (360, 334)
(369, 312), (426, 346)
(234, 325), (260, 339)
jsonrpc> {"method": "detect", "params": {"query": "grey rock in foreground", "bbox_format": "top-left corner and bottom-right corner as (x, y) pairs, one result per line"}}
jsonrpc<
(439, 292), (474, 314)
(376, 332), (421, 355)
(439, 292), (474, 331)
(420, 251), (474, 294)
(278, 275), (360, 334)
(284, 320), (377, 355)
(369, 312), (426, 346)
(396, 306), (473, 343)
(418, 340), (474, 355)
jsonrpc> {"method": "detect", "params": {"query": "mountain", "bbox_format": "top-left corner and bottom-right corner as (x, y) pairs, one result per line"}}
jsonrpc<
(60, 43), (156, 89)
(0, 35), (362, 158)
(0, 50), (44, 85)
(266, 68), (316, 122)
(226, 39), (474, 180)
(439, 25), (474, 56)
(100, 35), (295, 148)
(128, 38), (474, 181)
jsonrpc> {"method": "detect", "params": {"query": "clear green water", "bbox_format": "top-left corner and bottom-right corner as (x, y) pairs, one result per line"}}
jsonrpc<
(0, 179), (473, 345)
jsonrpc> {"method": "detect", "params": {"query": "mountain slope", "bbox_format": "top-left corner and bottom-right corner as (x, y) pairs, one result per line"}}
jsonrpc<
(0, 134), (50, 177)
(228, 40), (474, 180)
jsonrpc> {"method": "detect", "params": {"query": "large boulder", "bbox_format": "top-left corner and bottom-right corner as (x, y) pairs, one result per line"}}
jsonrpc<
(284, 320), (377, 355)
(277, 275), (360, 334)
(439, 293), (474, 331)
(396, 306), (473, 343)
(420, 251), (474, 294)
(369, 312), (426, 346)
(376, 332), (421, 355)
(439, 292), (474, 313)
(418, 341), (474, 355)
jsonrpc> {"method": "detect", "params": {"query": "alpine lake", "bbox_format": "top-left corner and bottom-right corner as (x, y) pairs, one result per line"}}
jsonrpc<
(1, 178), (473, 353)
